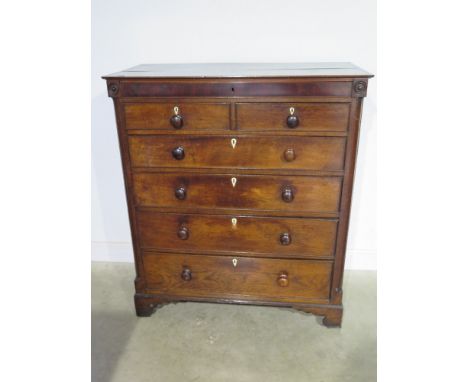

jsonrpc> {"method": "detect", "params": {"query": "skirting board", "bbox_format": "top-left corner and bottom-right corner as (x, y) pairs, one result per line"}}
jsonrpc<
(91, 241), (377, 270)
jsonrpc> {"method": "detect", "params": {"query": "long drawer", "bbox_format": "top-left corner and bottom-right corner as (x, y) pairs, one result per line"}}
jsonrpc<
(128, 135), (346, 171)
(142, 252), (333, 303)
(137, 211), (337, 258)
(133, 173), (342, 214)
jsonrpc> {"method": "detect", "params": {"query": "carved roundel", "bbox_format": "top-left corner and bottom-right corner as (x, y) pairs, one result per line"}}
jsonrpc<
(353, 80), (367, 97)
(107, 82), (120, 97)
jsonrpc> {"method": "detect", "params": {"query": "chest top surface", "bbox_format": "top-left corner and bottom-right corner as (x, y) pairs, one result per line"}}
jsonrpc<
(103, 62), (373, 79)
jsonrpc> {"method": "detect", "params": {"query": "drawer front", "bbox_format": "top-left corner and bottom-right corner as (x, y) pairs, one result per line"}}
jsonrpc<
(124, 102), (230, 130)
(138, 211), (337, 258)
(143, 252), (332, 303)
(129, 135), (346, 171)
(133, 173), (342, 213)
(236, 103), (349, 131)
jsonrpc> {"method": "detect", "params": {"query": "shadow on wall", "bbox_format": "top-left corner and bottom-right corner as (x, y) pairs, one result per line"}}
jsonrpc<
(91, 92), (132, 261)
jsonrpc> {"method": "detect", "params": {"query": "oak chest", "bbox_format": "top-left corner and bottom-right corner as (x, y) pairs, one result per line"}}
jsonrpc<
(103, 63), (372, 327)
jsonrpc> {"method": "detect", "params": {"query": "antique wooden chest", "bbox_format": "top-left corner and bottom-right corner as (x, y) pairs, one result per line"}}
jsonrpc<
(103, 63), (372, 327)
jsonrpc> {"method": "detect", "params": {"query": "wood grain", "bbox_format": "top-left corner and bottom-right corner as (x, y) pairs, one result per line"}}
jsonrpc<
(128, 135), (346, 171)
(124, 102), (230, 130)
(137, 211), (338, 258)
(236, 103), (350, 131)
(142, 252), (333, 303)
(132, 172), (342, 213)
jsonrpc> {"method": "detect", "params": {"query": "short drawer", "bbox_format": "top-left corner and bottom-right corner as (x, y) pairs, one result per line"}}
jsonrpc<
(133, 173), (342, 214)
(138, 211), (337, 259)
(128, 135), (346, 171)
(236, 102), (349, 131)
(124, 102), (230, 130)
(143, 252), (333, 303)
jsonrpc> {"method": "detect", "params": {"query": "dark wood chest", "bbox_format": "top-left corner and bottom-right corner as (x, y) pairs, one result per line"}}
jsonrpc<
(103, 63), (372, 327)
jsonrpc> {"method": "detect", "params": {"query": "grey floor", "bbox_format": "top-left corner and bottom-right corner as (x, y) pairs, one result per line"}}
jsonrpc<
(92, 262), (376, 382)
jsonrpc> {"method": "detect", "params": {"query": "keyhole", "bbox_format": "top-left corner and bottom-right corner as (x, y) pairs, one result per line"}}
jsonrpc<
(231, 177), (237, 187)
(232, 258), (238, 267)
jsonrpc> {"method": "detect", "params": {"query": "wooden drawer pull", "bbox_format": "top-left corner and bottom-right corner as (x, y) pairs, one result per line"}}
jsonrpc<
(172, 146), (185, 160)
(170, 106), (184, 129)
(279, 232), (291, 245)
(177, 226), (189, 240)
(175, 187), (186, 200)
(286, 107), (299, 128)
(277, 272), (289, 287)
(181, 267), (192, 281)
(283, 148), (296, 162)
(281, 186), (294, 202)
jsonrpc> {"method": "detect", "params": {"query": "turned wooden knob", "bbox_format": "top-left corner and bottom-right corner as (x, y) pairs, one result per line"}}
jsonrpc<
(175, 187), (186, 200)
(286, 115), (299, 128)
(170, 114), (184, 129)
(181, 268), (192, 281)
(279, 232), (291, 245)
(172, 146), (185, 160)
(277, 272), (289, 287)
(281, 186), (294, 202)
(177, 226), (189, 240)
(283, 148), (296, 162)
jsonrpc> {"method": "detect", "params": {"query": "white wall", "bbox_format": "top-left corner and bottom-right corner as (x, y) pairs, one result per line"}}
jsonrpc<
(92, 0), (376, 269)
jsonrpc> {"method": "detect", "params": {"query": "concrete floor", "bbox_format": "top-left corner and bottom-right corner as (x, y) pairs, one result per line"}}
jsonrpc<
(92, 262), (376, 382)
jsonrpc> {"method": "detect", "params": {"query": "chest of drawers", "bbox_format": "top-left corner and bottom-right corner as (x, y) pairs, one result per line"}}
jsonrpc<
(103, 63), (372, 327)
